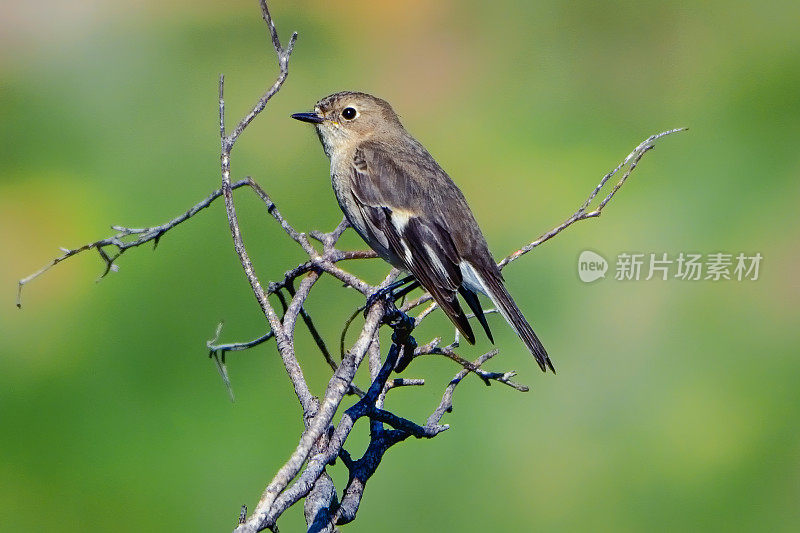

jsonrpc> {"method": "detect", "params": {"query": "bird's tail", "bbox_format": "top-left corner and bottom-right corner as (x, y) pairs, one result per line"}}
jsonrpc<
(461, 262), (554, 373)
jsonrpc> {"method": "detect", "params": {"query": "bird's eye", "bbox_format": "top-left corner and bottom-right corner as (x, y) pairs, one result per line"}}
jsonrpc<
(341, 107), (357, 120)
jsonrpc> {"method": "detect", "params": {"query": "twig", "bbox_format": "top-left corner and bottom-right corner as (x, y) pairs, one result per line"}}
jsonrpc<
(419, 345), (528, 392)
(377, 378), (425, 408)
(427, 350), (501, 427)
(15, 176), (374, 311)
(16, 179), (252, 308)
(218, 0), (314, 420)
(284, 281), (337, 372)
(498, 128), (686, 269)
(207, 323), (276, 361)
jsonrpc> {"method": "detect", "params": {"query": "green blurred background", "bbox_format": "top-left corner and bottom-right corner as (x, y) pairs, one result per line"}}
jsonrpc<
(2, 0), (798, 531)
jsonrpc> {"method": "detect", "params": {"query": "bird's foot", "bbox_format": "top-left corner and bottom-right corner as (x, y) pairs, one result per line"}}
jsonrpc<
(363, 276), (419, 372)
(363, 275), (419, 318)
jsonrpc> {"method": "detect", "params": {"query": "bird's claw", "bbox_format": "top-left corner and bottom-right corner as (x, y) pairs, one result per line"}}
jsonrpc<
(363, 276), (416, 318)
(363, 277), (419, 372)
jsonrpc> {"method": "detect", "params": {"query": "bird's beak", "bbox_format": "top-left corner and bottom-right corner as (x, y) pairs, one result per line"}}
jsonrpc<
(291, 112), (325, 124)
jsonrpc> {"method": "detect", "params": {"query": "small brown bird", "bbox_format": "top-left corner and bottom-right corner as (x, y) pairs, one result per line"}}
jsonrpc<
(292, 92), (553, 373)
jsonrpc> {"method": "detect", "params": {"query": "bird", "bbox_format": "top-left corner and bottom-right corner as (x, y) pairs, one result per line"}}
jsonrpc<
(291, 92), (554, 373)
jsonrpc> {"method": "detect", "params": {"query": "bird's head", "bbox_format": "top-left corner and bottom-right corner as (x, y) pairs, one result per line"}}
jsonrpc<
(292, 91), (403, 157)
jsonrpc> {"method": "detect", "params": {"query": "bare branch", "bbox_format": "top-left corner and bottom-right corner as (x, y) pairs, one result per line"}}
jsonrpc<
(250, 309), (421, 530)
(377, 378), (425, 408)
(284, 281), (337, 372)
(207, 323), (276, 360)
(499, 127), (686, 269)
(245, 175), (317, 256)
(218, 3), (317, 423)
(259, 0), (284, 59)
(225, 2), (298, 145)
(16, 179), (252, 308)
(330, 345), (508, 527)
(427, 349), (501, 427)
(422, 345), (529, 392)
(236, 306), (385, 533)
(207, 321), (279, 403)
(210, 351), (236, 403)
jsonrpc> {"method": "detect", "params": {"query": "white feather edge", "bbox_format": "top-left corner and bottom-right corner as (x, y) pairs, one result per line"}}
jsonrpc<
(459, 261), (487, 295)
(459, 261), (519, 338)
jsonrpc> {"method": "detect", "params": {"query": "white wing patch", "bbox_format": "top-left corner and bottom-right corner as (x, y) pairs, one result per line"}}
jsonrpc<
(459, 261), (488, 295)
(389, 209), (413, 232)
(461, 260), (522, 345)
(390, 208), (416, 263)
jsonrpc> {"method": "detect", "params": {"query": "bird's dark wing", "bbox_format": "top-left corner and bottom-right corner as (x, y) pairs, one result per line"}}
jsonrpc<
(349, 144), (478, 344)
(348, 140), (552, 372)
